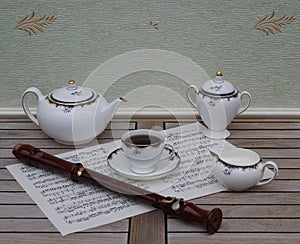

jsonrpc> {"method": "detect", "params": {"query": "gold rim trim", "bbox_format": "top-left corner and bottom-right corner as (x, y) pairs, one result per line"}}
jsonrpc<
(47, 93), (99, 107)
(200, 89), (238, 98)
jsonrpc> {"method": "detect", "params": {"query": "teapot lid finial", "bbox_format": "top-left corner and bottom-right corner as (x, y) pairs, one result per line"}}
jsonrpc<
(67, 80), (77, 90)
(216, 70), (222, 76)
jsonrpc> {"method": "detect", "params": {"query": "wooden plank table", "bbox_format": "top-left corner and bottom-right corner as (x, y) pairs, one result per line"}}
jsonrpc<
(0, 117), (299, 243)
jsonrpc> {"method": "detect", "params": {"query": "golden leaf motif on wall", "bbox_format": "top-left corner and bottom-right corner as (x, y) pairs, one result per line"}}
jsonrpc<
(16, 10), (56, 36)
(253, 11), (295, 36)
(149, 20), (159, 30)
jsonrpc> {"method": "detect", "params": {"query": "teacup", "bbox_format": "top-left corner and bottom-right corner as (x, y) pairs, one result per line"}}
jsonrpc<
(121, 129), (174, 174)
(211, 148), (279, 191)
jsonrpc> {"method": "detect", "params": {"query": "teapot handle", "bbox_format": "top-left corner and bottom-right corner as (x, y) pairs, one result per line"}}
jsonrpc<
(256, 161), (279, 186)
(186, 85), (198, 109)
(237, 91), (251, 115)
(22, 87), (43, 126)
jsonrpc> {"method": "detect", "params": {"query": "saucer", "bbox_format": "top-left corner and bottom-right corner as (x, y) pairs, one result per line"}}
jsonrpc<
(203, 128), (230, 139)
(107, 148), (180, 180)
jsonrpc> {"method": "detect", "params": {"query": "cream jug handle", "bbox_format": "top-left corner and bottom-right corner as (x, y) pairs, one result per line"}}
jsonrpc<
(186, 85), (198, 108)
(237, 91), (252, 115)
(256, 161), (279, 186)
(22, 87), (43, 126)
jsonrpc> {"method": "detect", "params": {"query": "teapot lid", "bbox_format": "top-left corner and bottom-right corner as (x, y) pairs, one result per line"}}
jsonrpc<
(201, 71), (236, 96)
(48, 80), (98, 106)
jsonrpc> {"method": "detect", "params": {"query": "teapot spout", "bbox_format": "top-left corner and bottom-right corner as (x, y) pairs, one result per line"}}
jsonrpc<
(100, 97), (127, 124)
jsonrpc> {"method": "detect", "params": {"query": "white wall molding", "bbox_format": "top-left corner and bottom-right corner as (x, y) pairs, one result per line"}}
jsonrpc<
(1, 107), (300, 119)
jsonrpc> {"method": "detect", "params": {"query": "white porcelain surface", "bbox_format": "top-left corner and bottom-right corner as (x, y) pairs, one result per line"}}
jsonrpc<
(121, 129), (166, 161)
(218, 148), (260, 166)
(212, 148), (279, 191)
(107, 148), (180, 180)
(187, 72), (251, 139)
(201, 72), (235, 95)
(22, 81), (125, 145)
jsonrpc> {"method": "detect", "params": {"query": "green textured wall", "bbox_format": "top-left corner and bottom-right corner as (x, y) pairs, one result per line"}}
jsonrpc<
(0, 0), (299, 109)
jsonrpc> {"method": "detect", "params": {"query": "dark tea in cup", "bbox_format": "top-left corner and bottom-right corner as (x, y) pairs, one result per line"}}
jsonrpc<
(124, 134), (161, 147)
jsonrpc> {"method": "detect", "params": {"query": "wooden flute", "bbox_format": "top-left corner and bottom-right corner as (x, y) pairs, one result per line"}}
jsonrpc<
(12, 144), (222, 234)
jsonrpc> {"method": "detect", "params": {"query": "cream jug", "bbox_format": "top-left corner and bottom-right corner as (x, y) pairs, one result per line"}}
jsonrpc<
(22, 80), (126, 145)
(211, 148), (279, 191)
(187, 71), (251, 139)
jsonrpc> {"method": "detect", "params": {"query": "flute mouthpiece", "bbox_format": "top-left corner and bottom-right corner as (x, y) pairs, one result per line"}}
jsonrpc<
(12, 144), (35, 162)
(12, 144), (23, 158)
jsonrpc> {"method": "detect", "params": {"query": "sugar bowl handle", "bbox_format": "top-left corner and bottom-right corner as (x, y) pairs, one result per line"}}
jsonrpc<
(237, 91), (252, 115)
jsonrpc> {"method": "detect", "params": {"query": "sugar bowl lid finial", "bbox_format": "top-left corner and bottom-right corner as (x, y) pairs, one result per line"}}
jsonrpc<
(216, 70), (222, 77)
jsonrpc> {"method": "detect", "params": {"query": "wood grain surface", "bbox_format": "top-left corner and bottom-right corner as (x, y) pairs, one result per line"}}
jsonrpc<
(0, 118), (299, 243)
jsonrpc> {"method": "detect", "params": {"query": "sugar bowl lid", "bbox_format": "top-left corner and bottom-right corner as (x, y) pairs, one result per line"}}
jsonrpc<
(48, 80), (98, 106)
(201, 71), (236, 96)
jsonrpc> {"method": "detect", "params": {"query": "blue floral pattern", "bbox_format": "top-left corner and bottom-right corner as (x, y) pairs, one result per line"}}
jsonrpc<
(70, 91), (82, 96)
(210, 85), (223, 92)
(63, 107), (72, 113)
(223, 167), (232, 176)
(132, 148), (142, 156)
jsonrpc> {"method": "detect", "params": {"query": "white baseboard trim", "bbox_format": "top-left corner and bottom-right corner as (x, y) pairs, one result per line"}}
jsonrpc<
(1, 107), (300, 119)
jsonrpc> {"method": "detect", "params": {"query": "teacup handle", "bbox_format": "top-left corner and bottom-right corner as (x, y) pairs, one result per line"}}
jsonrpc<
(256, 161), (279, 186)
(237, 91), (252, 115)
(157, 144), (175, 162)
(186, 85), (198, 109)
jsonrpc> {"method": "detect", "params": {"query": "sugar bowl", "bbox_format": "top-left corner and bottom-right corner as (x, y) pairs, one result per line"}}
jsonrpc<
(187, 71), (251, 139)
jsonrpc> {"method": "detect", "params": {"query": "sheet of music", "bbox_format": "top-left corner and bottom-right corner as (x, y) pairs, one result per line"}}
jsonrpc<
(7, 122), (231, 235)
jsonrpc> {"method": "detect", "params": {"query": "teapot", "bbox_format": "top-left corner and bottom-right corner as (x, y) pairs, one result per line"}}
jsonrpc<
(22, 80), (126, 145)
(211, 148), (279, 191)
(187, 71), (251, 139)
